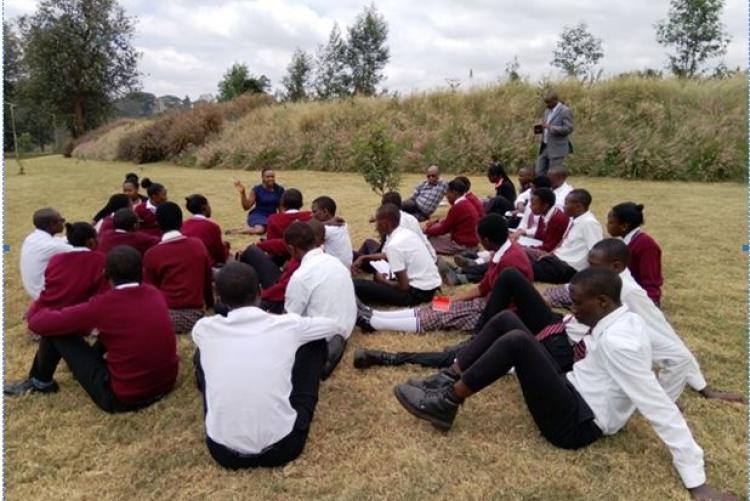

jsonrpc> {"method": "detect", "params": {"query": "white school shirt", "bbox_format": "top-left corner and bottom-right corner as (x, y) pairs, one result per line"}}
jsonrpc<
(622, 227), (641, 244)
(285, 248), (357, 338)
(553, 182), (574, 210)
(192, 307), (343, 455)
(567, 307), (705, 489)
(323, 223), (354, 268)
(398, 210), (437, 261)
(19, 229), (74, 299)
(383, 226), (442, 291)
(514, 188), (531, 210)
(516, 204), (538, 235)
(566, 269), (707, 397)
(553, 211), (602, 271)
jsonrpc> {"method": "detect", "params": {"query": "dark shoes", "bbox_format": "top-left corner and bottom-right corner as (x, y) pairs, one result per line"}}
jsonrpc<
(393, 383), (461, 431)
(407, 368), (459, 392)
(4, 377), (59, 397)
(353, 348), (400, 369)
(453, 254), (476, 269)
(356, 299), (375, 333)
(321, 335), (347, 380)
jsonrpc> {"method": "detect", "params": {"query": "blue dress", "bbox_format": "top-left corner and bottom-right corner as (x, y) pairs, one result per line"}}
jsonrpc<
(247, 184), (284, 226)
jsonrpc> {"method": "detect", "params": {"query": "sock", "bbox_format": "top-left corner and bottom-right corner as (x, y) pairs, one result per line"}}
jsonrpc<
(372, 308), (417, 319)
(445, 386), (464, 404)
(370, 315), (418, 332)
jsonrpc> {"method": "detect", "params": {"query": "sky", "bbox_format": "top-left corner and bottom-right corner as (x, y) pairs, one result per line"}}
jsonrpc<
(4, 0), (748, 100)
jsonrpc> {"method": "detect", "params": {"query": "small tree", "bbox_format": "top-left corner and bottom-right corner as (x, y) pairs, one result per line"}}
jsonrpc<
(504, 56), (521, 82)
(655, 0), (731, 78)
(314, 23), (350, 99)
(281, 48), (313, 102)
(217, 63), (270, 102)
(352, 122), (400, 195)
(551, 22), (604, 78)
(346, 4), (390, 96)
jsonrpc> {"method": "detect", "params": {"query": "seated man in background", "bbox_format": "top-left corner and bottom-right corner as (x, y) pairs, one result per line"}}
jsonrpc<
(424, 179), (480, 256)
(402, 165), (448, 221)
(193, 262), (345, 469)
(98, 208), (159, 256)
(20, 207), (73, 301)
(5, 245), (179, 413)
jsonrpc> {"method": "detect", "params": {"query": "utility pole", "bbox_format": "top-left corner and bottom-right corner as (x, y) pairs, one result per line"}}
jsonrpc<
(7, 102), (24, 175)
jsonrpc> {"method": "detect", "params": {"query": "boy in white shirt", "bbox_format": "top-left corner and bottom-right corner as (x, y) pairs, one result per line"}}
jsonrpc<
(20, 208), (73, 300)
(310, 196), (353, 268)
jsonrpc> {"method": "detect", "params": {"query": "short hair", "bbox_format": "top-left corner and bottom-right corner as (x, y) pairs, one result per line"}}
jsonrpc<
(216, 261), (258, 308)
(185, 194), (208, 215)
(447, 179), (468, 195)
(107, 193), (131, 213)
(65, 222), (97, 247)
(312, 195), (337, 216)
(477, 214), (508, 245)
(155, 202), (183, 232)
(591, 238), (630, 266)
(282, 188), (303, 210)
(567, 188), (592, 208)
(531, 175), (552, 189)
(308, 219), (325, 246)
(570, 267), (622, 303)
(376, 203), (401, 226)
(144, 180), (165, 198)
(106, 245), (142, 285)
(611, 202), (645, 229)
(284, 221), (316, 251)
(544, 90), (559, 101)
(532, 187), (556, 208)
(32, 208), (61, 230)
(381, 191), (402, 207)
(125, 172), (139, 184)
(261, 167), (274, 177)
(113, 208), (138, 231)
(455, 176), (472, 190)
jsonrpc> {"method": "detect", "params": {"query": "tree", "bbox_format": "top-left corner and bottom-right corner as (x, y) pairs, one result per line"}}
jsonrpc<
(655, 0), (731, 78)
(18, 0), (141, 138)
(346, 4), (390, 96)
(352, 121), (400, 195)
(551, 22), (604, 78)
(217, 63), (270, 102)
(4, 22), (25, 150)
(504, 56), (521, 82)
(314, 23), (350, 99)
(281, 48), (313, 102)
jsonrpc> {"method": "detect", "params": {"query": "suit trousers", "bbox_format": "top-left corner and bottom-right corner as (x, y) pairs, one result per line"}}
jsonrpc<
(535, 144), (566, 176)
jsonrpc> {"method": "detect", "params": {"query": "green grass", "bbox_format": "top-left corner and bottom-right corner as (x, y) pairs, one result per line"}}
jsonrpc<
(3, 155), (747, 500)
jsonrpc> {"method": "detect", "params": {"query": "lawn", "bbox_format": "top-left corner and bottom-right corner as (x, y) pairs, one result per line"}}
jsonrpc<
(3, 155), (747, 500)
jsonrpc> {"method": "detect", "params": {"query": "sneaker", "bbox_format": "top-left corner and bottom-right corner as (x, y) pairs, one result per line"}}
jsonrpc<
(4, 377), (59, 396)
(407, 368), (459, 392)
(393, 384), (460, 430)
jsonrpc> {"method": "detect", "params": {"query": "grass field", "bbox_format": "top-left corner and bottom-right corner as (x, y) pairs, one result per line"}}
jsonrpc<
(3, 155), (747, 500)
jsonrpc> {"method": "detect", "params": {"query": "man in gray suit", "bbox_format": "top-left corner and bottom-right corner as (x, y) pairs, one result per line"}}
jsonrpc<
(534, 91), (574, 175)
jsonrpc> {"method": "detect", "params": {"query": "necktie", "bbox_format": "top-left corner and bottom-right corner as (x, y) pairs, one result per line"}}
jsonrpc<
(572, 328), (593, 362)
(535, 214), (546, 239)
(535, 314), (573, 342)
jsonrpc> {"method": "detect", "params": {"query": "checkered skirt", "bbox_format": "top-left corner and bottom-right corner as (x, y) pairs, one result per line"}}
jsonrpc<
(417, 297), (487, 332)
(543, 285), (572, 309)
(169, 308), (204, 334)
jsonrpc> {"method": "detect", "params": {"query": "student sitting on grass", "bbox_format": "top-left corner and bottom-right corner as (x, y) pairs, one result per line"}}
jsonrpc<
(134, 179), (168, 236)
(455, 176), (485, 217)
(393, 267), (738, 501)
(254, 189), (313, 264)
(423, 179), (480, 256)
(511, 187), (569, 253)
(5, 245), (179, 413)
(483, 162), (517, 216)
(182, 194), (230, 268)
(192, 262), (345, 469)
(311, 195), (353, 268)
(92, 173), (148, 223)
(97, 208), (159, 256)
(227, 168), (285, 235)
(20, 207), (73, 301)
(143, 202), (213, 333)
(94, 193), (132, 234)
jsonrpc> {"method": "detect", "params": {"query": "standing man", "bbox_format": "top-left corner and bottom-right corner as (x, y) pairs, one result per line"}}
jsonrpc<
(402, 165), (448, 221)
(534, 91), (574, 176)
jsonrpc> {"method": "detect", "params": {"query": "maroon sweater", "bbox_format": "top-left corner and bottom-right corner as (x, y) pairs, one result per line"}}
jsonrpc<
(628, 230), (663, 306)
(466, 192), (486, 217)
(134, 204), (162, 237)
(182, 217), (229, 267)
(27, 284), (179, 404)
(532, 208), (570, 252)
(143, 235), (213, 309)
(261, 258), (300, 303)
(98, 230), (160, 256)
(478, 242), (533, 297)
(266, 211), (313, 240)
(424, 199), (480, 247)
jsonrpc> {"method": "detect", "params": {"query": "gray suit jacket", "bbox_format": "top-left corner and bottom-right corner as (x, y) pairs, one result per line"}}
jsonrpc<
(540, 103), (574, 158)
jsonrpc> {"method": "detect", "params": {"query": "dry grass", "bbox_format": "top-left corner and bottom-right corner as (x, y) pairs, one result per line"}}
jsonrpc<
(3, 156), (747, 500)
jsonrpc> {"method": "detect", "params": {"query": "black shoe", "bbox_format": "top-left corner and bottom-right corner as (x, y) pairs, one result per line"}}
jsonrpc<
(353, 348), (400, 369)
(453, 255), (475, 269)
(4, 377), (59, 396)
(356, 315), (375, 333)
(407, 368), (459, 392)
(393, 384), (460, 430)
(356, 298), (373, 320)
(321, 335), (347, 380)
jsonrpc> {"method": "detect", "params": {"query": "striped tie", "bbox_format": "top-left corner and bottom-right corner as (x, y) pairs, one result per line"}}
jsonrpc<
(535, 314), (573, 342)
(573, 328), (593, 362)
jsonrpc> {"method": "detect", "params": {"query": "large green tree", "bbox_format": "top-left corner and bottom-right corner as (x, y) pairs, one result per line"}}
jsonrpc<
(217, 63), (270, 102)
(281, 48), (313, 102)
(313, 23), (350, 99)
(18, 0), (141, 138)
(550, 22), (604, 78)
(655, 0), (731, 77)
(346, 4), (389, 96)
(3, 22), (24, 150)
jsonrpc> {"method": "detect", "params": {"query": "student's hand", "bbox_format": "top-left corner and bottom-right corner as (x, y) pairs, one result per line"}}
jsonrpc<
(373, 272), (388, 284)
(699, 387), (745, 403)
(351, 256), (366, 274)
(688, 484), (738, 501)
(233, 180), (246, 194)
(329, 216), (346, 227)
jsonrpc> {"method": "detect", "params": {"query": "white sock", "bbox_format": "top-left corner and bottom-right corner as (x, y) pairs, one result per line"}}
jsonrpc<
(372, 308), (416, 319)
(370, 315), (418, 332)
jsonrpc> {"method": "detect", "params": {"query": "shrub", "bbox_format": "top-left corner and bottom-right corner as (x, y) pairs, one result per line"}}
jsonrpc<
(352, 121), (401, 194)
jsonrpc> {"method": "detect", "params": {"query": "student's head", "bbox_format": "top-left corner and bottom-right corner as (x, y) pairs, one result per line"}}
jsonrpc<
(530, 188), (556, 216)
(143, 179), (167, 205)
(113, 208), (138, 232)
(105, 245), (143, 286)
(284, 221), (317, 260)
(308, 219), (326, 247)
(311, 196), (337, 221)
(281, 188), (303, 211)
(33, 208), (65, 235)
(518, 166), (534, 187)
(455, 176), (472, 192)
(569, 267), (622, 328)
(155, 202), (183, 232)
(543, 90), (559, 109)
(476, 214), (508, 251)
(487, 163), (508, 183)
(380, 191), (402, 208)
(123, 177), (141, 201)
(65, 222), (97, 249)
(446, 179), (468, 204)
(531, 175), (552, 190)
(185, 194), (210, 217)
(547, 167), (568, 189)
(375, 203), (401, 236)
(425, 165), (440, 185)
(588, 238), (630, 274)
(563, 189), (591, 219)
(261, 167), (276, 187)
(607, 202), (645, 238)
(107, 193), (131, 214)
(215, 261), (259, 310)
(125, 172), (139, 185)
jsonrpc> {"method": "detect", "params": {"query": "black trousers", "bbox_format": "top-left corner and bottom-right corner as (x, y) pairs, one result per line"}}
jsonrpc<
(352, 238), (383, 274)
(532, 255), (577, 284)
(484, 195), (514, 216)
(460, 263), (488, 283)
(353, 279), (436, 306)
(401, 199), (429, 221)
(240, 245), (281, 288)
(458, 328), (600, 450)
(196, 339), (327, 469)
(29, 336), (163, 413)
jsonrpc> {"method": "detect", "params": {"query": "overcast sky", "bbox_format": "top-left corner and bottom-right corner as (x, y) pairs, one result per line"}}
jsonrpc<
(4, 0), (748, 100)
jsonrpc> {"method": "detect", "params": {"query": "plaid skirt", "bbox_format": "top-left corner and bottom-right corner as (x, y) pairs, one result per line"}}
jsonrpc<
(417, 297), (487, 332)
(169, 308), (204, 334)
(544, 285), (572, 310)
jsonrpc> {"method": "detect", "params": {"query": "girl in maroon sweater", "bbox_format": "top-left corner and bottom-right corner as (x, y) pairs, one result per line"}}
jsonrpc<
(607, 202), (664, 306)
(515, 188), (570, 254)
(134, 179), (168, 237)
(94, 194), (131, 234)
(182, 194), (230, 267)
